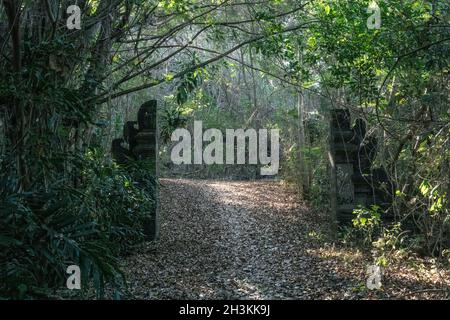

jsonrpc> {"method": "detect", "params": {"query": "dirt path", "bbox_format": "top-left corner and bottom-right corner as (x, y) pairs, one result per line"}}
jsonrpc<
(123, 179), (449, 299)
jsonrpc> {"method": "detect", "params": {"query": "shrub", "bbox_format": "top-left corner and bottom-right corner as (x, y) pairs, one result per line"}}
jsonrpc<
(351, 205), (382, 245)
(0, 149), (155, 299)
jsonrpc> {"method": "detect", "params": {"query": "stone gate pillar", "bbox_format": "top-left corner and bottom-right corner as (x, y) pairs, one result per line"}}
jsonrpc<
(330, 109), (357, 222)
(329, 108), (390, 224)
(133, 100), (160, 241)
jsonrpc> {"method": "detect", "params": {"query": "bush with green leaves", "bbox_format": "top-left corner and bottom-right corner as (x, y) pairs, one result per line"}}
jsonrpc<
(371, 223), (408, 267)
(351, 205), (382, 245)
(0, 150), (156, 299)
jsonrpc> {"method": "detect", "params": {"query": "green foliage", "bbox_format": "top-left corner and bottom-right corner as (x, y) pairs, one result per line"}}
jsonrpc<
(160, 107), (187, 144)
(372, 223), (407, 267)
(351, 205), (382, 245)
(176, 55), (205, 105)
(0, 151), (155, 299)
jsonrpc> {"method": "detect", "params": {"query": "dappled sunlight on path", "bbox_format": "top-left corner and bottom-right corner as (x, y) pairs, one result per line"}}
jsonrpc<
(123, 179), (450, 300)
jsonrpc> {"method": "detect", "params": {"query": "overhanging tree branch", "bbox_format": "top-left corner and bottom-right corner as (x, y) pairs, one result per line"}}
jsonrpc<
(91, 20), (318, 104)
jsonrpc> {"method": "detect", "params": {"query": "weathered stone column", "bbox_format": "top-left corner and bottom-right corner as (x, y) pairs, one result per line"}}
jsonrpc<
(133, 100), (160, 241)
(330, 109), (356, 223)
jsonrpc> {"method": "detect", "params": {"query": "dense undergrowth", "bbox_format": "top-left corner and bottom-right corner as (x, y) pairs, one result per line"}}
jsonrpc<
(0, 153), (156, 299)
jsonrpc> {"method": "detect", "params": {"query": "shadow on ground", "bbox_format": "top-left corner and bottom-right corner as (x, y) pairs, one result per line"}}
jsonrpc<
(123, 179), (449, 300)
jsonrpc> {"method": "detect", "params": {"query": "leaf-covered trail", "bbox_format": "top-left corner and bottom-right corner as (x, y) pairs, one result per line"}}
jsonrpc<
(125, 179), (334, 299)
(123, 179), (449, 299)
